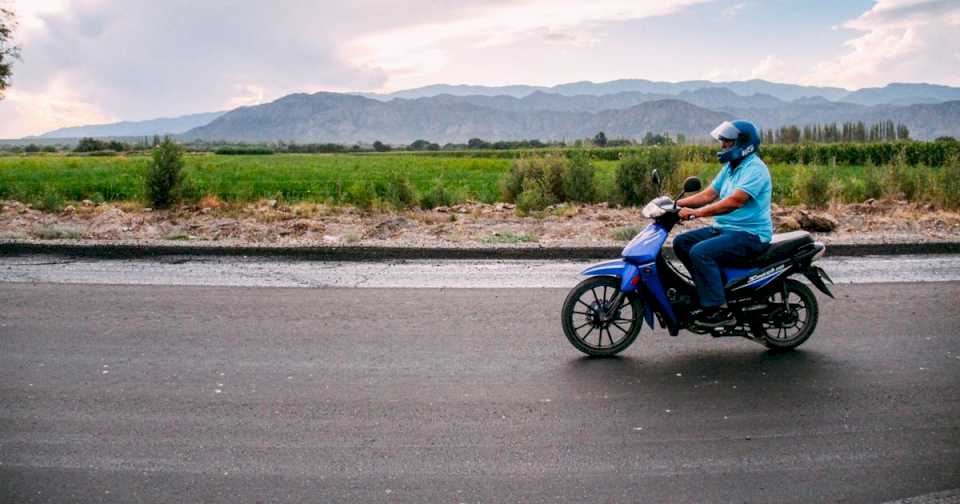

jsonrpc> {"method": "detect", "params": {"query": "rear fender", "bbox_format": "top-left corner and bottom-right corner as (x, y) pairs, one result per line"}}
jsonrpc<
(802, 266), (835, 298)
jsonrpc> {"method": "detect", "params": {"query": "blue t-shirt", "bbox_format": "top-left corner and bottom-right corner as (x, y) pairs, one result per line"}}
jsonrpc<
(710, 153), (773, 243)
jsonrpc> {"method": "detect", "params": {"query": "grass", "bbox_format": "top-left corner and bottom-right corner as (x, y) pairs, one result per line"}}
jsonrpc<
(482, 231), (539, 244)
(612, 226), (644, 241)
(0, 152), (957, 210)
(33, 225), (85, 240)
(163, 230), (192, 240)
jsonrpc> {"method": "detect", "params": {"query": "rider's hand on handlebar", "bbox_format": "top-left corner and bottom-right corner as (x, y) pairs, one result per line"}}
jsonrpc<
(678, 207), (698, 220)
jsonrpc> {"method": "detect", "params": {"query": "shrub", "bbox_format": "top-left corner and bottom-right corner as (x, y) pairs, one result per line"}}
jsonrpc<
(346, 179), (377, 210)
(615, 148), (678, 205)
(145, 138), (185, 208)
(937, 155), (960, 210)
(32, 189), (65, 212)
(500, 155), (562, 202)
(419, 179), (458, 209)
(384, 172), (418, 210)
(516, 178), (550, 215)
(499, 161), (526, 203)
(542, 155), (567, 202)
(861, 162), (885, 201)
(499, 154), (570, 202)
(795, 165), (832, 209)
(564, 151), (595, 203)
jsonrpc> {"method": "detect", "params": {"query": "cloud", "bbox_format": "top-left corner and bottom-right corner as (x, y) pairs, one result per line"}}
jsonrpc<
(808, 0), (960, 88)
(750, 55), (787, 81)
(721, 2), (746, 18)
(1, 0), (405, 136)
(346, 0), (713, 85)
(0, 77), (116, 138)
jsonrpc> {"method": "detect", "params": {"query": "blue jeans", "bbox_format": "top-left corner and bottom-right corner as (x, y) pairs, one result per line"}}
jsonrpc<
(672, 227), (769, 308)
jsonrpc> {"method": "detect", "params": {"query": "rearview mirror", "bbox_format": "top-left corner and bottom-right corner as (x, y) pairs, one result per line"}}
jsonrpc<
(683, 177), (702, 193)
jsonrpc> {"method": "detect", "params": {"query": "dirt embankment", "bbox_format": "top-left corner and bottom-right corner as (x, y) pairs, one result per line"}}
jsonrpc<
(2, 198), (959, 247)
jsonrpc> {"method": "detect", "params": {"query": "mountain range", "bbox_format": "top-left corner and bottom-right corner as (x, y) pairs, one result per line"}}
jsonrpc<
(23, 80), (960, 143)
(36, 111), (225, 139)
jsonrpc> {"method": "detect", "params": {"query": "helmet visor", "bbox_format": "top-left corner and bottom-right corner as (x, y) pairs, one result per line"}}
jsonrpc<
(710, 121), (741, 142)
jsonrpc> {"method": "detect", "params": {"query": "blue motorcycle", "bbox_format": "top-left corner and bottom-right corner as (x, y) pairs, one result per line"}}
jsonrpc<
(561, 175), (834, 356)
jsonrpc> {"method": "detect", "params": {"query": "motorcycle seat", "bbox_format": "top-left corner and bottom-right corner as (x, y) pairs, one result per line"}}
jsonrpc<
(753, 231), (814, 265)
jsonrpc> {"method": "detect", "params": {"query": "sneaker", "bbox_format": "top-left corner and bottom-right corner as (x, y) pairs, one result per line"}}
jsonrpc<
(696, 309), (736, 328)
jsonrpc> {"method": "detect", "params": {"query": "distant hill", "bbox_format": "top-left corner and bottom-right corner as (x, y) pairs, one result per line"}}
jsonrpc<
(181, 93), (732, 143)
(30, 79), (960, 143)
(36, 111), (225, 139)
(364, 78), (851, 103)
(182, 90), (960, 143)
(840, 83), (960, 106)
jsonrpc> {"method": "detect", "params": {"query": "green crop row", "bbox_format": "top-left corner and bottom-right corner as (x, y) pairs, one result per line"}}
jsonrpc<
(1, 151), (958, 212)
(398, 140), (960, 166)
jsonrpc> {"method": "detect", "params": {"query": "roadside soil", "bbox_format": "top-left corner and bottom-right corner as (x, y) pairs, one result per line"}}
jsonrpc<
(2, 198), (959, 248)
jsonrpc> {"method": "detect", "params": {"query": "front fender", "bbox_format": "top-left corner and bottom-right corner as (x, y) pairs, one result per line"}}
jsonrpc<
(581, 260), (626, 278)
(581, 260), (654, 329)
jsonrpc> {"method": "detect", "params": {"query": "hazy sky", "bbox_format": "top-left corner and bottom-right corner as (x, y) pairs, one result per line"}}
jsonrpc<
(2, 0), (959, 138)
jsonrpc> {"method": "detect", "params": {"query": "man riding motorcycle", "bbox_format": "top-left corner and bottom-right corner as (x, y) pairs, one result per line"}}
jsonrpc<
(674, 120), (773, 328)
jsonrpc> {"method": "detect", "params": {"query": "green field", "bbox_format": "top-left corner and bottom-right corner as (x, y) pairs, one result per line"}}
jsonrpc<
(1, 151), (958, 211)
(0, 153), (621, 205)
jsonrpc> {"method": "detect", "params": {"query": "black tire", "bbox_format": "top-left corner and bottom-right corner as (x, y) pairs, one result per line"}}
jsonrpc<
(561, 276), (644, 357)
(751, 278), (819, 351)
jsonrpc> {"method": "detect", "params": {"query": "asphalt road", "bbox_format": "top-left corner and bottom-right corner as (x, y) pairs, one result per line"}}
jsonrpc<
(2, 281), (959, 503)
(2, 254), (960, 288)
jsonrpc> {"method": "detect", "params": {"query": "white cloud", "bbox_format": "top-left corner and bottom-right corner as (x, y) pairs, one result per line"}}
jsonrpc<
(0, 77), (116, 138)
(808, 0), (960, 88)
(1, 0), (399, 136)
(721, 2), (746, 18)
(346, 0), (713, 89)
(750, 55), (787, 81)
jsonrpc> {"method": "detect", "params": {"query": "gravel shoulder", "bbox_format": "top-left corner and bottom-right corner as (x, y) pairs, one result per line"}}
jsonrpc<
(2, 198), (959, 252)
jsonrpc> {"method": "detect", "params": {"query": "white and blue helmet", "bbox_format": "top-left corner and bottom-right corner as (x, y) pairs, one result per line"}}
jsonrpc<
(710, 119), (761, 164)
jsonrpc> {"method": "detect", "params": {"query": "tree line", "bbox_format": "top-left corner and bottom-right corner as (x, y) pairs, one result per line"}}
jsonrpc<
(762, 121), (910, 145)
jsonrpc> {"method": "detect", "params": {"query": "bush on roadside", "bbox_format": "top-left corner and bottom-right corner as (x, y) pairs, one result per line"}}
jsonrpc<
(937, 154), (960, 210)
(861, 161), (886, 202)
(563, 150), (595, 203)
(615, 147), (678, 206)
(145, 137), (185, 208)
(542, 155), (567, 202)
(795, 165), (832, 209)
(419, 179), (460, 209)
(516, 178), (550, 215)
(346, 179), (377, 211)
(500, 154), (568, 203)
(32, 188), (66, 213)
(384, 172), (418, 210)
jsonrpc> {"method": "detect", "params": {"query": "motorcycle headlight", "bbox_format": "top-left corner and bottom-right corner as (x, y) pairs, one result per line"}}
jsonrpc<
(642, 197), (672, 218)
(642, 201), (665, 218)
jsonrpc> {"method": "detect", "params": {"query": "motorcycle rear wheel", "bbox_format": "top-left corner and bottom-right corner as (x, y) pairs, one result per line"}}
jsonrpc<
(561, 276), (644, 357)
(750, 278), (819, 351)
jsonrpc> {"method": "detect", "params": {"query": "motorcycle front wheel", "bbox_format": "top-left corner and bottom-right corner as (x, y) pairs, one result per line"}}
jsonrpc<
(561, 276), (644, 357)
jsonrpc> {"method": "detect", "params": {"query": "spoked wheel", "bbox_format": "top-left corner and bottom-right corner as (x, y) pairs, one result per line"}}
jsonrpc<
(561, 276), (644, 357)
(751, 278), (819, 350)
